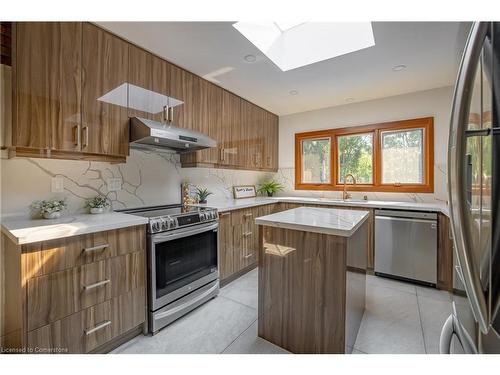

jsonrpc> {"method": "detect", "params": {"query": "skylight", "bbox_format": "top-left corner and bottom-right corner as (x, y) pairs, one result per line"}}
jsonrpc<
(233, 22), (375, 71)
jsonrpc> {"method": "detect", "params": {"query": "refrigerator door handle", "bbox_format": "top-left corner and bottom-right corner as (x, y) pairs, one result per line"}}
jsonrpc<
(440, 313), (479, 354)
(448, 21), (490, 334)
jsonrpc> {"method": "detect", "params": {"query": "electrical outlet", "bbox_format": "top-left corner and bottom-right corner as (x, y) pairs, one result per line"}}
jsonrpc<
(107, 178), (122, 192)
(51, 176), (64, 193)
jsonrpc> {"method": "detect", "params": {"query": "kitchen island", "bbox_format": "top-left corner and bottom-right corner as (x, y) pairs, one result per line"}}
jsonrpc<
(255, 207), (369, 354)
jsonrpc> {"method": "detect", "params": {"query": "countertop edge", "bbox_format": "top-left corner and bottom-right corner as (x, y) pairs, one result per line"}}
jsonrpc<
(1, 214), (149, 246)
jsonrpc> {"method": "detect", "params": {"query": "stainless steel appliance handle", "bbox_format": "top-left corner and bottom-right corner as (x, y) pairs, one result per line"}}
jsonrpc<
(375, 215), (437, 225)
(440, 311), (478, 354)
(151, 221), (219, 243)
(448, 21), (490, 333)
(154, 281), (219, 321)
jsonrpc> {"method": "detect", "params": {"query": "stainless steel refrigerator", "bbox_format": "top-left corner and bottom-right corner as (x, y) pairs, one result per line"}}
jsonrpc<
(442, 21), (500, 354)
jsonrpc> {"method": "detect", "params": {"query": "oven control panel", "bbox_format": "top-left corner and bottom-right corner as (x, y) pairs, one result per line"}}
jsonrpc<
(148, 209), (218, 233)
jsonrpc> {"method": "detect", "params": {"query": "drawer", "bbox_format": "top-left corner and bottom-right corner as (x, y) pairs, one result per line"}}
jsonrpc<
(27, 287), (145, 353)
(231, 208), (255, 226)
(27, 251), (145, 331)
(23, 225), (145, 277)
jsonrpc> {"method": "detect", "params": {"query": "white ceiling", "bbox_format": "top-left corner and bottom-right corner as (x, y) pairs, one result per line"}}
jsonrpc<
(96, 22), (471, 116)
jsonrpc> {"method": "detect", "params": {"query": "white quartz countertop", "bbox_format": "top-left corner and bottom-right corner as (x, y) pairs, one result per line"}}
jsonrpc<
(255, 207), (370, 237)
(192, 196), (449, 216)
(1, 212), (148, 245)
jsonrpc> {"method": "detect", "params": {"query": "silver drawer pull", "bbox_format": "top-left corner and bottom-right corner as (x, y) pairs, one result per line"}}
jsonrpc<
(244, 253), (254, 259)
(243, 213), (253, 218)
(83, 279), (110, 290)
(82, 244), (109, 253)
(219, 212), (230, 217)
(243, 232), (253, 237)
(85, 320), (111, 335)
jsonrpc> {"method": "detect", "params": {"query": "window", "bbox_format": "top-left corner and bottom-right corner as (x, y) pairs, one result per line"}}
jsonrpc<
(301, 137), (331, 184)
(381, 128), (423, 185)
(295, 117), (434, 193)
(337, 133), (373, 184)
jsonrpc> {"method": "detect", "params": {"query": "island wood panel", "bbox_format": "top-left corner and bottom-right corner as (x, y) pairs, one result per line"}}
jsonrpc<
(27, 287), (145, 353)
(218, 212), (234, 280)
(258, 225), (347, 353)
(14, 22), (82, 152)
(1, 22), (12, 66)
(82, 23), (129, 157)
(437, 213), (454, 291)
(23, 225), (145, 278)
(26, 251), (144, 331)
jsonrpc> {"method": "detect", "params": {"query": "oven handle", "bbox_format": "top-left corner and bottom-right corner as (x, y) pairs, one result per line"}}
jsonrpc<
(151, 221), (219, 243)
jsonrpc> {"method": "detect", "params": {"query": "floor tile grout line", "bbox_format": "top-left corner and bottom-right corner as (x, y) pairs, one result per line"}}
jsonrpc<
(218, 294), (258, 312)
(415, 293), (428, 354)
(220, 317), (259, 354)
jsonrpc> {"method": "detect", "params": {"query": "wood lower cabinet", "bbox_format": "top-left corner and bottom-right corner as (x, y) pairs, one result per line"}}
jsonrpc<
(218, 211), (234, 280)
(0, 225), (146, 353)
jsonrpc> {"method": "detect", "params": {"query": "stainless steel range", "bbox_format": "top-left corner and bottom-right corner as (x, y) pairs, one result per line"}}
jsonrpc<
(123, 205), (219, 334)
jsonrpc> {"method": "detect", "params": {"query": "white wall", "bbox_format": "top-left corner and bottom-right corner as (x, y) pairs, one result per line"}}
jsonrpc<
(275, 86), (454, 203)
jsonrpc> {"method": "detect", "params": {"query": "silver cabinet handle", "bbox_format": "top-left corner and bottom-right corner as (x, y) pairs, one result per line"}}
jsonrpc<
(83, 279), (110, 290)
(447, 21), (489, 334)
(244, 253), (254, 259)
(219, 212), (230, 217)
(74, 125), (81, 147)
(168, 106), (174, 123)
(85, 320), (111, 335)
(82, 244), (109, 253)
(82, 126), (89, 148)
(243, 213), (253, 218)
(243, 232), (253, 237)
(220, 148), (225, 162)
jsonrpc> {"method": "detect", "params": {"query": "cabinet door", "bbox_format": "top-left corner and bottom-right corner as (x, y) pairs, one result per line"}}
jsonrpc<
(15, 22), (82, 151)
(263, 111), (279, 171)
(128, 44), (152, 120)
(82, 23), (129, 157)
(232, 209), (257, 271)
(169, 65), (197, 130)
(197, 80), (221, 164)
(150, 55), (171, 123)
(218, 212), (234, 280)
(220, 91), (240, 166)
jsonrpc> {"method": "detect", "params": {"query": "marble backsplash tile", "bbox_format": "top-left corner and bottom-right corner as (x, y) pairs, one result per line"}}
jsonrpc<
(0, 150), (447, 217)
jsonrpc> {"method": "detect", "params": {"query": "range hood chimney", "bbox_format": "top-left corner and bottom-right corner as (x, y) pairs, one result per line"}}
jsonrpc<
(129, 117), (216, 153)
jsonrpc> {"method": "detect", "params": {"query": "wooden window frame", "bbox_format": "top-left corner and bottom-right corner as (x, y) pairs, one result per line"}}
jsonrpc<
(295, 117), (434, 193)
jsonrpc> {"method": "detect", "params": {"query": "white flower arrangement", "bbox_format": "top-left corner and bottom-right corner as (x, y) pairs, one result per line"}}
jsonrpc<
(30, 199), (68, 214)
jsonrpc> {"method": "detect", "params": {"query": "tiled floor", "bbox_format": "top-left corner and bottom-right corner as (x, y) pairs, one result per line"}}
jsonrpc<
(112, 269), (452, 354)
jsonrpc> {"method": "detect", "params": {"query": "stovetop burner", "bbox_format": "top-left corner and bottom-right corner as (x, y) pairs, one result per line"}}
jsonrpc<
(122, 204), (218, 234)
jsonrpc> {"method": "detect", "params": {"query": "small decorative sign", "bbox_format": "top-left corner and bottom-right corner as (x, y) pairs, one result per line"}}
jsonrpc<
(233, 185), (257, 199)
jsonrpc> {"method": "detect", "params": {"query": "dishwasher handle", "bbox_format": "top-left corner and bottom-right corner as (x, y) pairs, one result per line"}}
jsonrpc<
(375, 215), (438, 226)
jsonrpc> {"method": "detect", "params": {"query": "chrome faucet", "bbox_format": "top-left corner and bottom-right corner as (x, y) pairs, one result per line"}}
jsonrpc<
(342, 174), (357, 200)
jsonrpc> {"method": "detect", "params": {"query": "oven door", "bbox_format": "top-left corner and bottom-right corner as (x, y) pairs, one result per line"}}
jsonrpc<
(149, 221), (219, 311)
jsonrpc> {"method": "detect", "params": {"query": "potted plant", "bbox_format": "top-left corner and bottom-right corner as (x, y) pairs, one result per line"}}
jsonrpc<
(257, 180), (284, 197)
(196, 187), (213, 204)
(30, 199), (68, 219)
(85, 195), (111, 214)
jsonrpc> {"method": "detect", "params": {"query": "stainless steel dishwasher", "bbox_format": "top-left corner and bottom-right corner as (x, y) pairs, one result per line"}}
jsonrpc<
(374, 209), (438, 285)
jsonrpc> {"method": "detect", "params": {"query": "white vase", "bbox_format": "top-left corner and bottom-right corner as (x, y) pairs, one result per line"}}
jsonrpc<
(90, 207), (105, 214)
(43, 211), (61, 219)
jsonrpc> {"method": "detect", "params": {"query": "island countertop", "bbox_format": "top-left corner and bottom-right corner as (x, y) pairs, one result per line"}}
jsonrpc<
(255, 206), (369, 237)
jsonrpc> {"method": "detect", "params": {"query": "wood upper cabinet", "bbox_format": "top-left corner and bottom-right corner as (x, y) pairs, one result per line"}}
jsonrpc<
(150, 55), (171, 123)
(82, 23), (129, 158)
(263, 112), (279, 171)
(128, 44), (152, 120)
(169, 65), (197, 130)
(221, 91), (241, 166)
(14, 22), (82, 152)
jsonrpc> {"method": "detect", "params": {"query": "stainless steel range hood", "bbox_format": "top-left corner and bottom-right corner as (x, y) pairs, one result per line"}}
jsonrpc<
(130, 117), (216, 153)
